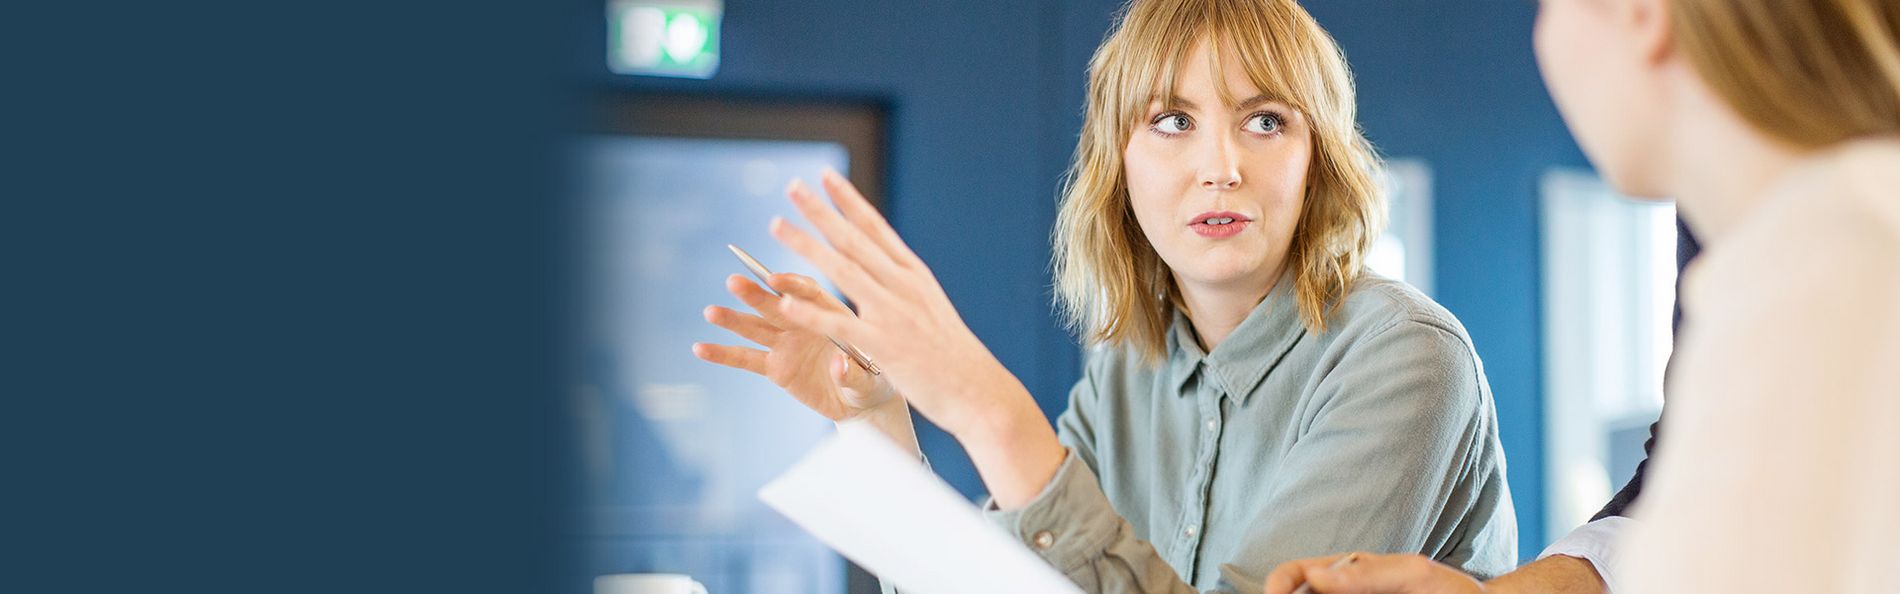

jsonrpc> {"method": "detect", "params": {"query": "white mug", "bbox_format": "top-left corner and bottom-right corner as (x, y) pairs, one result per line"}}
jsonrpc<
(595, 573), (708, 594)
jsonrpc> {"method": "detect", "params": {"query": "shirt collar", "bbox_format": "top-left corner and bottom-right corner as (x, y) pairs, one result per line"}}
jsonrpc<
(1166, 272), (1308, 403)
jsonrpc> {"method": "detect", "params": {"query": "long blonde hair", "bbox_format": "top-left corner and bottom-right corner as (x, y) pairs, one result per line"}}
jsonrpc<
(1671, 0), (1900, 147)
(1051, 0), (1385, 363)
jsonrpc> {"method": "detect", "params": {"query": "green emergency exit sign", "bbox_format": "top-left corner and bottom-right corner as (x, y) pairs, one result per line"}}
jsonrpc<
(609, 0), (722, 79)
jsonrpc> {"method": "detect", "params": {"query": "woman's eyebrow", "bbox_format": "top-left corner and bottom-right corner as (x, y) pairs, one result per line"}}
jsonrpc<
(1236, 94), (1278, 110)
(1151, 94), (1280, 111)
(1153, 95), (1198, 111)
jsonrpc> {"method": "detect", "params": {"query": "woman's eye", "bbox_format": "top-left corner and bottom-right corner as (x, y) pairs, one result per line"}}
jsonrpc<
(1152, 113), (1192, 134)
(1245, 112), (1284, 134)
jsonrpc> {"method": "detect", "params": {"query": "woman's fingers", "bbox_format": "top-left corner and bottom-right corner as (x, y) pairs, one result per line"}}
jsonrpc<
(703, 305), (779, 347)
(766, 272), (842, 309)
(1263, 553), (1467, 594)
(777, 294), (880, 353)
(818, 169), (924, 269)
(770, 216), (896, 309)
(771, 277), (887, 394)
(739, 271), (854, 318)
(691, 342), (768, 375)
(726, 274), (786, 319)
(1264, 554), (1350, 594)
(787, 179), (907, 283)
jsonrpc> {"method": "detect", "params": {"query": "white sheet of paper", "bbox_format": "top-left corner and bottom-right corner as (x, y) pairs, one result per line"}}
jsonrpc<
(758, 421), (1086, 594)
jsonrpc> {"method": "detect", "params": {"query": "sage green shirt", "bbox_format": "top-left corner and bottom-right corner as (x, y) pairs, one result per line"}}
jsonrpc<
(978, 274), (1516, 593)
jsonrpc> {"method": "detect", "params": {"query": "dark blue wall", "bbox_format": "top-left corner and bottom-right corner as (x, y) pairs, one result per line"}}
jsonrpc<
(603, 0), (1592, 560)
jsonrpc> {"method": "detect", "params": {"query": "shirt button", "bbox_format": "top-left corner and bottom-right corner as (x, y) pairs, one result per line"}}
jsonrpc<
(1205, 418), (1217, 431)
(1185, 525), (1198, 537)
(1032, 531), (1055, 550)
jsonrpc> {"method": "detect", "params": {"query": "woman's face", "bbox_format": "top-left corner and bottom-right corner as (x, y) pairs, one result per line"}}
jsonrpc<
(1123, 39), (1311, 296)
(1534, 0), (1671, 197)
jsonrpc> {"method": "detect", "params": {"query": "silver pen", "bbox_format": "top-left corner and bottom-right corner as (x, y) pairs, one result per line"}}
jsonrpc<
(727, 244), (883, 376)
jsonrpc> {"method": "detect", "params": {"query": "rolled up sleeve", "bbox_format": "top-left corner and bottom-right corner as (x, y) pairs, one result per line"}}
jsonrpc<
(982, 450), (1200, 593)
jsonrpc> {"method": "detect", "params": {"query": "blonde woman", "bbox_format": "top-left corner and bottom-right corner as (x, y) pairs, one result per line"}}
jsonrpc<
(1265, 0), (1900, 593)
(694, 0), (1516, 590)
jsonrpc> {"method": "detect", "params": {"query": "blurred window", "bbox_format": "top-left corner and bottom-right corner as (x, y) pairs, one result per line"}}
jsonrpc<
(573, 94), (885, 594)
(1539, 169), (1675, 541)
(1369, 158), (1435, 295)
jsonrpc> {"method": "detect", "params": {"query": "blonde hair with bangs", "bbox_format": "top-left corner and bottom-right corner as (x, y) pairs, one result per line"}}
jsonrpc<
(1052, 0), (1385, 363)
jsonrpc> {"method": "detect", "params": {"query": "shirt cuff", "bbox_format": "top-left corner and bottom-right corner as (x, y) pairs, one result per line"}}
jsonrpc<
(1539, 516), (1635, 594)
(979, 447), (1122, 574)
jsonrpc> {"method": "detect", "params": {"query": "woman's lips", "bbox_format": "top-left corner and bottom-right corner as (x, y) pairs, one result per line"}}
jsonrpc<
(1189, 219), (1250, 238)
(1187, 211), (1252, 238)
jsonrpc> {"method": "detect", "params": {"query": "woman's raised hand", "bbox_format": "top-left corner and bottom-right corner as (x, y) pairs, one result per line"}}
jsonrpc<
(765, 171), (1030, 436)
(765, 170), (1065, 507)
(693, 271), (898, 422)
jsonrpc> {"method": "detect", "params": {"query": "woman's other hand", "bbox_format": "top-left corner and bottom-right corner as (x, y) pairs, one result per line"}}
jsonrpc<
(1264, 553), (1487, 594)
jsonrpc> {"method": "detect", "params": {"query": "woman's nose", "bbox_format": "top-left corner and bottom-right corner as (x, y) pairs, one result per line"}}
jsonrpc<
(1198, 135), (1243, 190)
(1200, 170), (1241, 190)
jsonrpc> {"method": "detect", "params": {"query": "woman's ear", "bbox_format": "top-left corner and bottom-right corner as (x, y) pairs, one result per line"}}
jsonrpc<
(1623, 0), (1676, 65)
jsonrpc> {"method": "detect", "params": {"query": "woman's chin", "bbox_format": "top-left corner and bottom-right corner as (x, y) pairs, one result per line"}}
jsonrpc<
(1173, 262), (1277, 293)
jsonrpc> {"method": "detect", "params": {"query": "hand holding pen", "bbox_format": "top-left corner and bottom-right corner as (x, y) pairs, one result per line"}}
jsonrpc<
(692, 263), (900, 425)
(764, 169), (1066, 509)
(726, 244), (881, 376)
